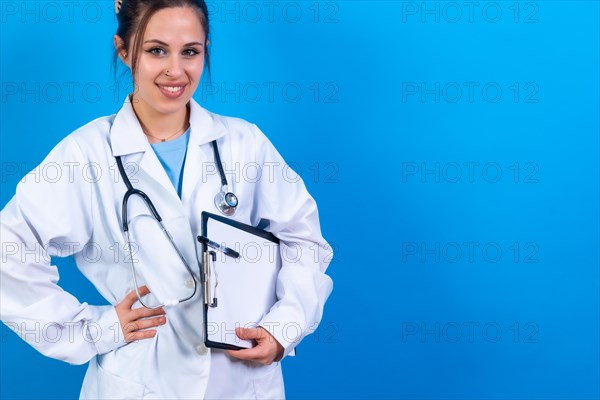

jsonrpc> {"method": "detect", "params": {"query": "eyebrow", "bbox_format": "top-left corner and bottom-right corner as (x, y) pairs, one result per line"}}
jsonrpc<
(144, 39), (204, 47)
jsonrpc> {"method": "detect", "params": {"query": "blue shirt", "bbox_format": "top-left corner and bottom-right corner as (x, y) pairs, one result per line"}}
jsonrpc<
(150, 128), (191, 197)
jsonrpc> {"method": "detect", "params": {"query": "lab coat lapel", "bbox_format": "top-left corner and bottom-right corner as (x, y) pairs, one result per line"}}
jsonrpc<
(137, 148), (179, 201)
(180, 98), (228, 208)
(109, 95), (181, 203)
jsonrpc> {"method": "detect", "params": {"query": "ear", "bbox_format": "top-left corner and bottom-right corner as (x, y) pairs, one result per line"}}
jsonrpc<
(113, 34), (131, 67)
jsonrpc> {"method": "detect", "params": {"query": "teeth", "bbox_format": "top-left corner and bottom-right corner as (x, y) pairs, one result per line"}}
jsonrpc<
(159, 85), (184, 93)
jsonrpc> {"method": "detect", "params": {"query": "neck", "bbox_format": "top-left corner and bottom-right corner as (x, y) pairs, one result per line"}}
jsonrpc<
(130, 94), (190, 144)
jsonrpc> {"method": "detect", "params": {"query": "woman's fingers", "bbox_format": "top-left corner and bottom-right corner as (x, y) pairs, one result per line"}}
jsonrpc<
(124, 316), (167, 333)
(126, 329), (158, 341)
(123, 315), (167, 342)
(138, 315), (167, 330)
(120, 285), (150, 309)
(227, 346), (265, 363)
(235, 327), (263, 340)
(115, 286), (168, 343)
(131, 306), (166, 320)
(226, 327), (284, 365)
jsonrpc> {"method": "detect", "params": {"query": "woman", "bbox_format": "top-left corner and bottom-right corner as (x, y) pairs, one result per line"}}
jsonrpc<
(0, 0), (333, 398)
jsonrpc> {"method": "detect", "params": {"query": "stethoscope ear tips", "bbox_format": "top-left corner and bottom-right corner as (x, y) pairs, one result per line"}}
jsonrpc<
(214, 189), (238, 216)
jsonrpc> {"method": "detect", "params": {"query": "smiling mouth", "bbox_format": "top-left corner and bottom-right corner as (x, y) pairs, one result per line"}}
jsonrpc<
(157, 84), (186, 92)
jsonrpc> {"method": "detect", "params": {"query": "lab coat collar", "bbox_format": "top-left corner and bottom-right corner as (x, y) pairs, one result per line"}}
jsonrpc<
(110, 95), (228, 157)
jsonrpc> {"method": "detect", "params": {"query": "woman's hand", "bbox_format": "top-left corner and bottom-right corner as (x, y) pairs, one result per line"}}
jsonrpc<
(226, 327), (285, 365)
(115, 285), (167, 343)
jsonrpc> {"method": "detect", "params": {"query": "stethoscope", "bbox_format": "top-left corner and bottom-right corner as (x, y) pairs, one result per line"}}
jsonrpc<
(115, 140), (237, 309)
(210, 139), (238, 216)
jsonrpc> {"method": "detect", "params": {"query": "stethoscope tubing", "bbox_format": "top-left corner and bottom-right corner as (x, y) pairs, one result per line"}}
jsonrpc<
(114, 139), (237, 308)
(116, 156), (199, 309)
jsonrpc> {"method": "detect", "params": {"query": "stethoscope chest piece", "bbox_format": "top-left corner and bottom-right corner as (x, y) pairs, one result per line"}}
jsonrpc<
(214, 186), (238, 216)
(211, 140), (239, 216)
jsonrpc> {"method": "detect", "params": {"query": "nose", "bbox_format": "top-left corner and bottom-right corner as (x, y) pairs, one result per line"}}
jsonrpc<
(165, 55), (184, 77)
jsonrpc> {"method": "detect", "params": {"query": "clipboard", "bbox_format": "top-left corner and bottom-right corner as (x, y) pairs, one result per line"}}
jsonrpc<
(198, 211), (281, 351)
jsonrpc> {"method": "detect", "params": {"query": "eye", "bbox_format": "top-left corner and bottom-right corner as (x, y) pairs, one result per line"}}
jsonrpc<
(183, 48), (201, 57)
(146, 47), (166, 56)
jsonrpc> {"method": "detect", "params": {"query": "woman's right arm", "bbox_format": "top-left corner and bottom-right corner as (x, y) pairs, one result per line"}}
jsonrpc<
(0, 136), (164, 365)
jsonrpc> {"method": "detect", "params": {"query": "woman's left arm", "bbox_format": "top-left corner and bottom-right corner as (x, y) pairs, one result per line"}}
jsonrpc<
(245, 124), (335, 359)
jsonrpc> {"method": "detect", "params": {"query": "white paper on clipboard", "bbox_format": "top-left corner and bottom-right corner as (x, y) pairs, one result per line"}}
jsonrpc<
(200, 212), (281, 350)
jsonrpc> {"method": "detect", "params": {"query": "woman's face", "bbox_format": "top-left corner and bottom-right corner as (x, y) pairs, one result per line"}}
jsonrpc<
(124, 7), (206, 116)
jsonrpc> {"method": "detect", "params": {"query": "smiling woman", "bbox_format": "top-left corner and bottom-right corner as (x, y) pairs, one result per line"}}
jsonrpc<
(0, 0), (333, 399)
(114, 4), (207, 142)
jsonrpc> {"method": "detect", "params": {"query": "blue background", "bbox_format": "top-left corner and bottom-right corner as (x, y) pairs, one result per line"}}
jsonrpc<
(1, 1), (599, 399)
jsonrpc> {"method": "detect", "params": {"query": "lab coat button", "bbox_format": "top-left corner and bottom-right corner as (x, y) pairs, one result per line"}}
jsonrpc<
(195, 344), (207, 355)
(185, 277), (195, 288)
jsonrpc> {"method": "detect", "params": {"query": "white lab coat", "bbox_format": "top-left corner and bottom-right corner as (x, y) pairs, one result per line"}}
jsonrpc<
(0, 96), (333, 399)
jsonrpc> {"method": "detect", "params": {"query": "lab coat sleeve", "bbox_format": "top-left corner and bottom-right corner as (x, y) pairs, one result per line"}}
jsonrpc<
(250, 124), (334, 358)
(0, 137), (127, 365)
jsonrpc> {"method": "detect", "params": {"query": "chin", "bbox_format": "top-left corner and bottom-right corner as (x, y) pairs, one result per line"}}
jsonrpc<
(154, 99), (190, 115)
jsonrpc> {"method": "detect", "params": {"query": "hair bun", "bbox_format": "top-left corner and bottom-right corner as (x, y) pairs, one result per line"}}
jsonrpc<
(115, 0), (123, 14)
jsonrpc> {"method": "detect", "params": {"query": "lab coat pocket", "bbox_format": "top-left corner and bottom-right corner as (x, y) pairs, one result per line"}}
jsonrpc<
(95, 358), (147, 399)
(251, 361), (285, 399)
